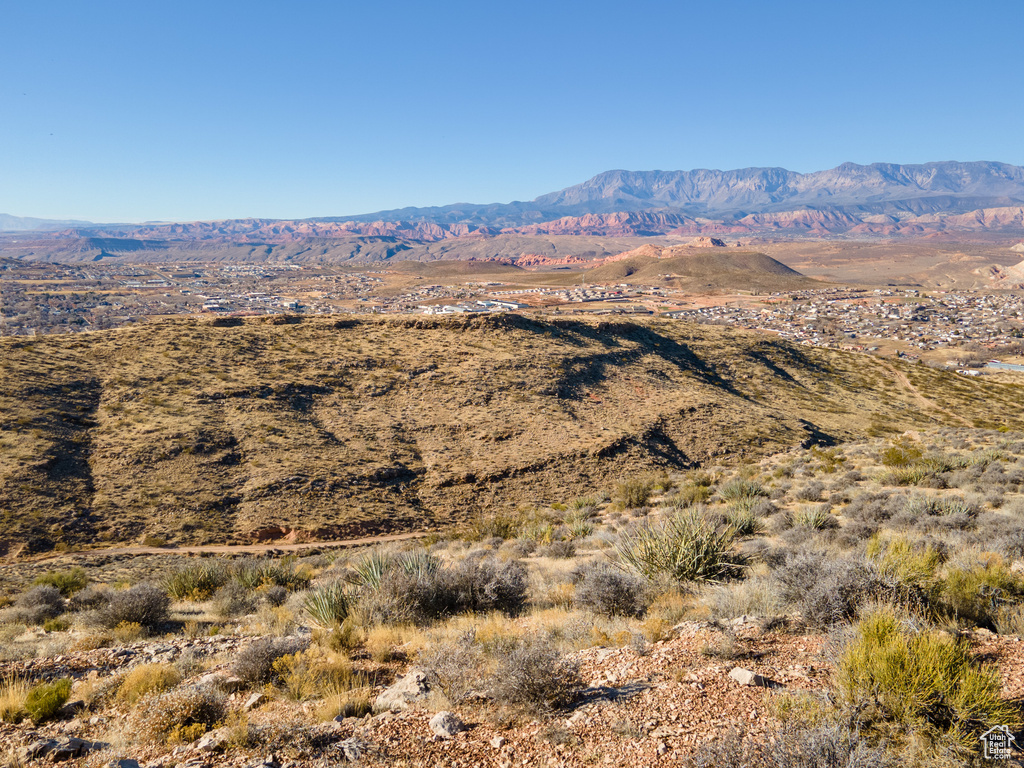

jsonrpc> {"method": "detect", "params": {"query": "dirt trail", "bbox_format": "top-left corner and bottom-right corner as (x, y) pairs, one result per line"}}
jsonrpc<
(874, 358), (972, 427)
(19, 531), (429, 564)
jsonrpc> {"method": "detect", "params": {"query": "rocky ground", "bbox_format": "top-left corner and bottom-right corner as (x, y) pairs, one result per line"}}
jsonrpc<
(3, 620), (1023, 767)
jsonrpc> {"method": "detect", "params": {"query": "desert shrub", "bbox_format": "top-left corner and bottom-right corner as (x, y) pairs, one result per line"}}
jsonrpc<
(790, 504), (839, 531)
(164, 562), (230, 601)
(418, 630), (485, 705)
(866, 535), (942, 588)
(446, 555), (528, 615)
(68, 584), (110, 612)
(667, 483), (714, 507)
(303, 581), (352, 629)
(616, 509), (747, 584)
(32, 568), (88, 597)
(24, 678), (71, 724)
(935, 559), (1024, 630)
(880, 440), (923, 467)
(489, 635), (581, 710)
(95, 584), (169, 630)
(232, 637), (306, 685)
(117, 663), (182, 706)
(43, 617), (70, 632)
(131, 685), (227, 744)
(502, 538), (537, 558)
(773, 553), (883, 629)
(614, 476), (654, 509)
(539, 540), (576, 559)
(843, 492), (899, 524)
(794, 481), (825, 502)
(261, 584), (289, 607)
(685, 723), (888, 768)
(877, 466), (933, 486)
(355, 553), (526, 624)
(836, 607), (1020, 759)
(572, 562), (647, 617)
(702, 576), (786, 623)
(211, 582), (258, 620)
(469, 511), (523, 541)
(724, 504), (765, 536)
(565, 518), (595, 539)
(718, 478), (768, 502)
(233, 558), (311, 592)
(5, 585), (64, 625)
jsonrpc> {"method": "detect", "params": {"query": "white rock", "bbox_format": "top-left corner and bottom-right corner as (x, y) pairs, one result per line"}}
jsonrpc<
(429, 711), (466, 738)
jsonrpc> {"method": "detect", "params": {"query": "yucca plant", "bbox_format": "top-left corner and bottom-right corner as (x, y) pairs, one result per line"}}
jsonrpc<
(303, 582), (352, 629)
(791, 504), (838, 531)
(718, 478), (767, 502)
(615, 509), (747, 584)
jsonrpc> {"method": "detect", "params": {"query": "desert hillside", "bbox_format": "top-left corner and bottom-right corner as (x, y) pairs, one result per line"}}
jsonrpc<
(2, 315), (1022, 554)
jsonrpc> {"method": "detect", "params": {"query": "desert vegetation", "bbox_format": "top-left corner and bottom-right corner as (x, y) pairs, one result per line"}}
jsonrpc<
(2, 427), (1024, 765)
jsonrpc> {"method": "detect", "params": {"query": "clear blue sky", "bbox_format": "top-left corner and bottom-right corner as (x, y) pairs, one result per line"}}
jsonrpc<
(2, 0), (1021, 222)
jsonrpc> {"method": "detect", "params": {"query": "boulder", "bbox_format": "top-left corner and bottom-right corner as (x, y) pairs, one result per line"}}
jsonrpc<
(374, 669), (431, 712)
(429, 711), (467, 739)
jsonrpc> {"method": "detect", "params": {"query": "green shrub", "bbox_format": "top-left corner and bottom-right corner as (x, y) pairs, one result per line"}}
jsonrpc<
(42, 617), (71, 633)
(615, 509), (747, 584)
(233, 558), (311, 592)
(837, 607), (1020, 759)
(724, 504), (765, 536)
(614, 477), (654, 509)
(32, 567), (88, 597)
(24, 678), (71, 724)
(936, 559), (1024, 630)
(468, 511), (523, 540)
(866, 534), (942, 587)
(718, 478), (767, 502)
(880, 440), (923, 467)
(164, 562), (230, 601)
(791, 504), (838, 531)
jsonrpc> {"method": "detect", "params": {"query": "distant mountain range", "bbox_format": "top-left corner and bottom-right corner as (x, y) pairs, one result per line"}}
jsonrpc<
(3, 162), (1024, 262)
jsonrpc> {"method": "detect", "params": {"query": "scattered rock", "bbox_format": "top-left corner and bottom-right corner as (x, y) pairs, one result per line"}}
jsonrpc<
(22, 737), (106, 761)
(429, 711), (466, 739)
(336, 737), (370, 762)
(243, 691), (268, 711)
(198, 672), (246, 693)
(374, 668), (431, 712)
(194, 727), (230, 752)
(728, 667), (782, 689)
(490, 736), (507, 749)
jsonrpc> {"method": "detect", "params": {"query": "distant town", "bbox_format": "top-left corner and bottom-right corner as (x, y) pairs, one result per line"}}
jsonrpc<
(2, 260), (1021, 372)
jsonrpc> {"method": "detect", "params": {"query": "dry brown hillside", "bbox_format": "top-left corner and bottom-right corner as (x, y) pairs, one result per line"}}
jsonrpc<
(2, 314), (1022, 553)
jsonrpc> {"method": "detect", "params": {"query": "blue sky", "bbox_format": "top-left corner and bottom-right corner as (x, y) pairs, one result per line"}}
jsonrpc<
(2, 0), (1021, 222)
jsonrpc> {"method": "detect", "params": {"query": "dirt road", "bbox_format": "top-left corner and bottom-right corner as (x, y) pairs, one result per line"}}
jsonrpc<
(18, 531), (430, 564)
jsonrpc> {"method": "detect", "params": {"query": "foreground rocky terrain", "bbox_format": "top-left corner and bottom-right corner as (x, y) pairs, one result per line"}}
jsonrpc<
(3, 429), (1024, 766)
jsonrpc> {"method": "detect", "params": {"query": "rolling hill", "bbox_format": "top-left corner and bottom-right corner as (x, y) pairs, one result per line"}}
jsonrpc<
(1, 314), (1021, 554)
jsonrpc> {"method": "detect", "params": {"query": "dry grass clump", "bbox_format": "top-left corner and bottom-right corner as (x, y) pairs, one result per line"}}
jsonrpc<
(116, 663), (182, 706)
(0, 675), (29, 724)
